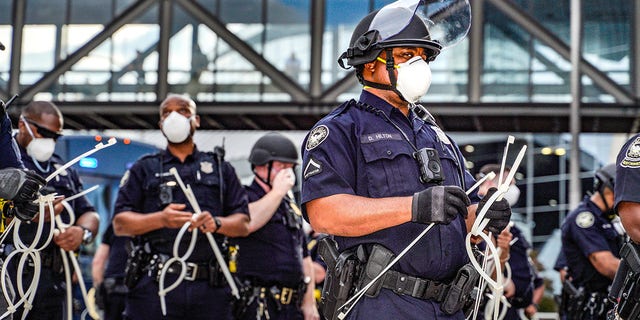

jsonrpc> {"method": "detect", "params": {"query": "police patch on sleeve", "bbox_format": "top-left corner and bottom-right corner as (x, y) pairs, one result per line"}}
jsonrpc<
(305, 125), (329, 151)
(303, 156), (323, 180)
(576, 211), (595, 229)
(621, 136), (640, 168)
(119, 170), (130, 187)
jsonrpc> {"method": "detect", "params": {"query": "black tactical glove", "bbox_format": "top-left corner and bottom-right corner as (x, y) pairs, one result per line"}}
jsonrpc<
(0, 168), (45, 203)
(412, 185), (470, 225)
(477, 187), (512, 234)
(12, 201), (40, 221)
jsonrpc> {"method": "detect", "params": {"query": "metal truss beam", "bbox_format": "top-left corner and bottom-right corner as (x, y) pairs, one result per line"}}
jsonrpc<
(175, 0), (310, 102)
(468, 0), (484, 103)
(487, 0), (634, 104)
(309, 0), (325, 99)
(157, 0), (171, 99)
(9, 0), (25, 96)
(20, 0), (157, 101)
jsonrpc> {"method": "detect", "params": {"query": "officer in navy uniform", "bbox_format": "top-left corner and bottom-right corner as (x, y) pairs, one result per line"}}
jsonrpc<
(10, 101), (100, 319)
(92, 224), (129, 320)
(560, 164), (621, 320)
(232, 132), (319, 320)
(300, 1), (511, 319)
(476, 164), (539, 320)
(112, 94), (250, 320)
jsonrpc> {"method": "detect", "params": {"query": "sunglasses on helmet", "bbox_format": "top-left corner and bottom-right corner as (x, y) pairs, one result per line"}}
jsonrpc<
(22, 117), (63, 140)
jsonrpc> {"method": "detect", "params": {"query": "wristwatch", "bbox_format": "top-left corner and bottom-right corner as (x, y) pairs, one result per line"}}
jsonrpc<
(80, 226), (94, 245)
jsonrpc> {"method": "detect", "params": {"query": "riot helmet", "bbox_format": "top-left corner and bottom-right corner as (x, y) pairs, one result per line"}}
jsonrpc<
(249, 132), (299, 167)
(594, 163), (616, 192)
(594, 163), (616, 218)
(338, 0), (470, 102)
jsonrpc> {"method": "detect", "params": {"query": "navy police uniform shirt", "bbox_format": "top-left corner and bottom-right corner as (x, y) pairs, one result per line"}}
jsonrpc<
(113, 147), (249, 262)
(102, 224), (129, 279)
(504, 225), (535, 319)
(0, 114), (23, 169)
(301, 90), (479, 318)
(17, 146), (95, 249)
(561, 196), (622, 292)
(616, 133), (640, 208)
(233, 180), (309, 288)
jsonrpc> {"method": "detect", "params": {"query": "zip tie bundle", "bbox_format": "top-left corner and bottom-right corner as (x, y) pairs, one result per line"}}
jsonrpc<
(467, 137), (526, 320)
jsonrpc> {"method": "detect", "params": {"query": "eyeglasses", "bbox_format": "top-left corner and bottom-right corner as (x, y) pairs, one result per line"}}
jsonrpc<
(22, 117), (63, 140)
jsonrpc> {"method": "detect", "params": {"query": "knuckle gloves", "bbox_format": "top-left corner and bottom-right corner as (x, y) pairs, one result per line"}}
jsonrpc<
(412, 185), (470, 225)
(0, 168), (46, 221)
(477, 187), (512, 234)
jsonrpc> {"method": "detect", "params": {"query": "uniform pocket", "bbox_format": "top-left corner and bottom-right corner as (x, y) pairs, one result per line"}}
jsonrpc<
(360, 141), (418, 198)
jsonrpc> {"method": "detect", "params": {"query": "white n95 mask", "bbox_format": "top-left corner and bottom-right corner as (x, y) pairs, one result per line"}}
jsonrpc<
(161, 111), (193, 143)
(396, 56), (432, 103)
(22, 117), (56, 162)
(503, 185), (521, 207)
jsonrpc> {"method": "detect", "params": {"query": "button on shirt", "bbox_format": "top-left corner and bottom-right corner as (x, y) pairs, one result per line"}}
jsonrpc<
(301, 90), (479, 282)
(561, 196), (621, 292)
(113, 148), (249, 262)
(233, 180), (309, 288)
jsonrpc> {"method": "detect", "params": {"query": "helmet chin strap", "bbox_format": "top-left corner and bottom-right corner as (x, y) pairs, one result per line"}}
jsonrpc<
(254, 161), (273, 188)
(362, 48), (409, 103)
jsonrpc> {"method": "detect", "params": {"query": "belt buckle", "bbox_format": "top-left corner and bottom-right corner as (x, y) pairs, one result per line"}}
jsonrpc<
(280, 287), (294, 305)
(185, 262), (198, 281)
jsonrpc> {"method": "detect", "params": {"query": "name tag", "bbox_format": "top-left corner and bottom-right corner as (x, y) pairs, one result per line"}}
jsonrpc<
(360, 132), (402, 144)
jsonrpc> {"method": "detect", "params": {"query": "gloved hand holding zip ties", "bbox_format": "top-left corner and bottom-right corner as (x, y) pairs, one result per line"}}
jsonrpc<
(476, 187), (512, 234)
(411, 185), (470, 225)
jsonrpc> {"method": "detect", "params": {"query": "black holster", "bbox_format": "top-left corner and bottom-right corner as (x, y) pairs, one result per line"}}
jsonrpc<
(440, 263), (480, 315)
(358, 244), (395, 298)
(615, 241), (640, 319)
(124, 244), (151, 289)
(318, 238), (363, 320)
(559, 279), (584, 317)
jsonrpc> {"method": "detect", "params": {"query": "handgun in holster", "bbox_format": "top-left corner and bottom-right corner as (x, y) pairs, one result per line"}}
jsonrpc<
(124, 243), (151, 289)
(441, 263), (480, 315)
(616, 241), (640, 319)
(358, 244), (394, 298)
(318, 237), (362, 320)
(560, 279), (584, 316)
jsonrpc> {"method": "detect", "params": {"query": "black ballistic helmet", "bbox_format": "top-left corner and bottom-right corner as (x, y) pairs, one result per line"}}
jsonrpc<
(249, 132), (299, 166)
(594, 163), (616, 192)
(339, 10), (441, 68)
(338, 0), (471, 69)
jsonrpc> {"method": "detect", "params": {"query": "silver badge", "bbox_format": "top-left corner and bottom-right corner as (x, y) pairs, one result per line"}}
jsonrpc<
(306, 125), (329, 151)
(576, 211), (595, 229)
(621, 136), (640, 168)
(200, 161), (214, 174)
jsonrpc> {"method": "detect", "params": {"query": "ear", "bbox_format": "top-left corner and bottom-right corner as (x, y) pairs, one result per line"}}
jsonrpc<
(364, 61), (376, 73)
(194, 115), (201, 128)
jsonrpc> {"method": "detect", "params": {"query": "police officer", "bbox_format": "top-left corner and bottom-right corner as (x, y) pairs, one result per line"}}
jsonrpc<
(112, 94), (250, 320)
(477, 164), (539, 320)
(300, 1), (511, 319)
(232, 132), (319, 320)
(609, 134), (640, 319)
(560, 164), (621, 319)
(92, 224), (129, 320)
(10, 101), (100, 319)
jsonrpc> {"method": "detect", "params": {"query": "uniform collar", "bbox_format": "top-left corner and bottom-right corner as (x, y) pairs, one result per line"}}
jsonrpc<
(358, 90), (405, 118)
(248, 179), (267, 197)
(161, 145), (199, 164)
(585, 195), (606, 218)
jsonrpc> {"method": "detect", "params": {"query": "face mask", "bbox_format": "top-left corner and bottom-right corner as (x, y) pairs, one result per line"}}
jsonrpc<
(161, 111), (193, 143)
(23, 117), (56, 162)
(396, 56), (432, 103)
(503, 185), (521, 207)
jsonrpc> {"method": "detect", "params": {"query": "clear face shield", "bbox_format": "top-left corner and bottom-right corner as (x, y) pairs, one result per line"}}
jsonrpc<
(369, 0), (471, 49)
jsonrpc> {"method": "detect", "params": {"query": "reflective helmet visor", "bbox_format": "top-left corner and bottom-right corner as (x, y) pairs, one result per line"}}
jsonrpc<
(369, 0), (470, 49)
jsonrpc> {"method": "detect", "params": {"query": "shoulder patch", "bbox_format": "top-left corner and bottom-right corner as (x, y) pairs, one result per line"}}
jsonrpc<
(306, 125), (329, 151)
(120, 170), (130, 187)
(576, 211), (595, 229)
(621, 136), (640, 168)
(303, 156), (323, 180)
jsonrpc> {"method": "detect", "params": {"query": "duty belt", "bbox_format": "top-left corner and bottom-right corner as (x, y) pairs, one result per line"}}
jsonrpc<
(381, 269), (449, 302)
(162, 262), (210, 281)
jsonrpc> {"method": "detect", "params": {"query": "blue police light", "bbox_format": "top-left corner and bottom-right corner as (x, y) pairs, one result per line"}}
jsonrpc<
(79, 157), (98, 169)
